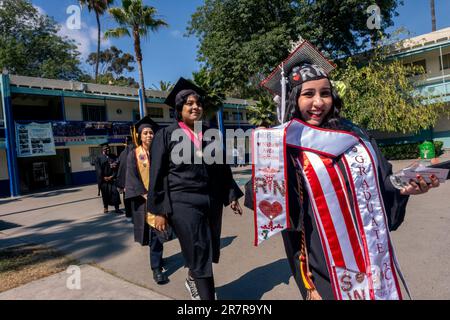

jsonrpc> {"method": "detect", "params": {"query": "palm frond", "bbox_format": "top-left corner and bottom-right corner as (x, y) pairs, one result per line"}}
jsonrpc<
(108, 7), (129, 25)
(104, 27), (130, 39)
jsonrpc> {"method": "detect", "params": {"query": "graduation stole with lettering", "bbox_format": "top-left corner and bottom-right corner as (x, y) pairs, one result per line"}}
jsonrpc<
(253, 119), (408, 300)
(135, 145), (156, 227)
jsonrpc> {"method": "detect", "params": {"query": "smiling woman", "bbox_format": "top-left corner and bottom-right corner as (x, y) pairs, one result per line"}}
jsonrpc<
(245, 40), (441, 301)
(147, 77), (243, 300)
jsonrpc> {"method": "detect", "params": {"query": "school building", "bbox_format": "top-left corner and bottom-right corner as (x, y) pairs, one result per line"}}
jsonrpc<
(0, 74), (254, 197)
(372, 27), (450, 145)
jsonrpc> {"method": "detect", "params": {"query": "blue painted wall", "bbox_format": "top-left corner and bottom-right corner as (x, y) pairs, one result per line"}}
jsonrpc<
(71, 170), (97, 186)
(0, 179), (10, 197)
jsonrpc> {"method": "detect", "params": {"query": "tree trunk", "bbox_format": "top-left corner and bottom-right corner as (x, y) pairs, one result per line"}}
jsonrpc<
(430, 0), (437, 32)
(133, 28), (147, 117)
(95, 11), (101, 82)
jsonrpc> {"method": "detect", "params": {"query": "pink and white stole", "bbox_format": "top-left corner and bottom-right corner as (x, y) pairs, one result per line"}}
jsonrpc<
(178, 121), (203, 148)
(253, 119), (408, 300)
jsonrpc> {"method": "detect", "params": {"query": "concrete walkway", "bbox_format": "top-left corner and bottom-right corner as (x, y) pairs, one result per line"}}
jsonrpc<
(1, 162), (449, 300)
(0, 264), (171, 300)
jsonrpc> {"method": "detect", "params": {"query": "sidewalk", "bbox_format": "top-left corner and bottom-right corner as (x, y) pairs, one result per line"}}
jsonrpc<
(1, 163), (449, 299)
(0, 264), (171, 300)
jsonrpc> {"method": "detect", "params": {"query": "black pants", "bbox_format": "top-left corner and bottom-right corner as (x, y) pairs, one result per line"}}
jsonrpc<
(100, 182), (120, 208)
(123, 193), (132, 217)
(149, 228), (164, 270)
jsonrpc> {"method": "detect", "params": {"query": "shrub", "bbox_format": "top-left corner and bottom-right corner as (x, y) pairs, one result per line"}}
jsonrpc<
(378, 140), (444, 160)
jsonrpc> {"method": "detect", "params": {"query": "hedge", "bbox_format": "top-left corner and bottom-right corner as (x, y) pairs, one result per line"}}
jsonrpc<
(379, 140), (444, 160)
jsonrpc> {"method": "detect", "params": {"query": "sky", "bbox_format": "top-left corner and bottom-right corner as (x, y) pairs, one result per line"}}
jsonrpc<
(30, 0), (450, 88)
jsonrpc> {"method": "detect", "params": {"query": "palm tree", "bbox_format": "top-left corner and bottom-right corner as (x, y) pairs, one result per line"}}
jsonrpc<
(79, 0), (114, 82)
(105, 0), (168, 117)
(151, 80), (173, 92)
(192, 67), (225, 119)
(247, 96), (277, 128)
(430, 0), (437, 31)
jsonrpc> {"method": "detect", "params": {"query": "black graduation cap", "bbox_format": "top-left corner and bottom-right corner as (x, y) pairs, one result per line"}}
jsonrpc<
(131, 115), (160, 146)
(99, 142), (110, 150)
(164, 77), (206, 110)
(260, 40), (336, 96)
(133, 115), (159, 134)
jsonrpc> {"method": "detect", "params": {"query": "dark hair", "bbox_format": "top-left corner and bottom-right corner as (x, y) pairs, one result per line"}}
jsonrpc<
(175, 92), (203, 121)
(287, 79), (345, 130)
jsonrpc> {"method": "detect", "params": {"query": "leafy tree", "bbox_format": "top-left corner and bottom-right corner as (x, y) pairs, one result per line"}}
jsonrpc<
(0, 0), (82, 79)
(79, 0), (114, 82)
(247, 96), (277, 127)
(187, 0), (403, 96)
(86, 46), (135, 77)
(105, 0), (168, 117)
(335, 48), (445, 133)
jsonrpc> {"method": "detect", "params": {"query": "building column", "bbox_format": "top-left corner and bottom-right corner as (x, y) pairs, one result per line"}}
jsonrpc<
(217, 106), (225, 148)
(0, 74), (20, 196)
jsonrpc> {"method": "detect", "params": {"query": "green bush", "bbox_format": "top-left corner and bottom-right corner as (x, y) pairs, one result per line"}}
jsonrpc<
(379, 140), (444, 160)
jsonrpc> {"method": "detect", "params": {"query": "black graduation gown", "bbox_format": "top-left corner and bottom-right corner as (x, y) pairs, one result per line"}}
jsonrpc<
(124, 149), (151, 245)
(148, 122), (243, 278)
(95, 153), (121, 207)
(244, 124), (409, 300)
(116, 144), (135, 189)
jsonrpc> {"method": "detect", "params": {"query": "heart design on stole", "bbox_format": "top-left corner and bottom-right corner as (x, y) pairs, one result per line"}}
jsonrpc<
(258, 200), (283, 220)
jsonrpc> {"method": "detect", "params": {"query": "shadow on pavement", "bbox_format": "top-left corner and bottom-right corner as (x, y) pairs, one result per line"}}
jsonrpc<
(0, 221), (22, 231)
(163, 236), (237, 278)
(216, 258), (292, 300)
(0, 213), (131, 263)
(0, 197), (100, 218)
(29, 189), (82, 198)
(25, 219), (74, 230)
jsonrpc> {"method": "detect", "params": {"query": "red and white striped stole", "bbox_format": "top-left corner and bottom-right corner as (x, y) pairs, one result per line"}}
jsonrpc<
(286, 119), (405, 300)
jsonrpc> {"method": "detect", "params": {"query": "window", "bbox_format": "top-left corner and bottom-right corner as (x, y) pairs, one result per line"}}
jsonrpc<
(82, 104), (106, 121)
(232, 112), (243, 121)
(132, 110), (140, 121)
(404, 59), (427, 74)
(439, 53), (450, 70)
(147, 107), (164, 118)
(222, 112), (230, 120)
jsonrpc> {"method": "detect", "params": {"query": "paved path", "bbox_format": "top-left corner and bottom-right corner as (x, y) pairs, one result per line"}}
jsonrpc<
(0, 265), (171, 300)
(0, 161), (449, 300)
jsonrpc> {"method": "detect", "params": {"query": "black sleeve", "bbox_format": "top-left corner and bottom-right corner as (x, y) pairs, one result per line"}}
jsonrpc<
(244, 178), (254, 210)
(371, 137), (409, 231)
(124, 150), (147, 199)
(95, 156), (103, 185)
(116, 151), (127, 188)
(147, 129), (172, 215)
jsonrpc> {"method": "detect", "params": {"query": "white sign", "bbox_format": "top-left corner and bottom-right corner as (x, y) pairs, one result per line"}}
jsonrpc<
(15, 122), (56, 157)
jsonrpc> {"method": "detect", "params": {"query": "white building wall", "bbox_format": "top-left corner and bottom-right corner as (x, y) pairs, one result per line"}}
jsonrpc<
(64, 97), (84, 120)
(69, 145), (95, 173)
(107, 100), (138, 121)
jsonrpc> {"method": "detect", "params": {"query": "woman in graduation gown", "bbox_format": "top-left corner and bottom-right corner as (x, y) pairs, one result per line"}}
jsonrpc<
(244, 42), (440, 300)
(147, 78), (244, 300)
(95, 143), (121, 213)
(125, 116), (168, 285)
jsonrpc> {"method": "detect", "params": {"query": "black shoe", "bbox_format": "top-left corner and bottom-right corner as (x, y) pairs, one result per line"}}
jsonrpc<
(152, 268), (168, 285)
(115, 208), (123, 214)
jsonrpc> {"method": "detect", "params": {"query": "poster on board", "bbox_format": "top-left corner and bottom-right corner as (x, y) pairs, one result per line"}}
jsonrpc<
(15, 122), (56, 157)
